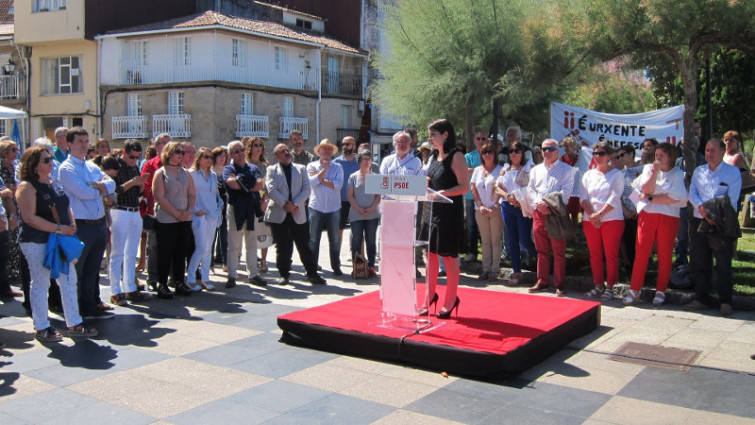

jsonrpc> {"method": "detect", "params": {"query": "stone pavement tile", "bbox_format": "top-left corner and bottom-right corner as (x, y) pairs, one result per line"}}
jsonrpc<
(66, 358), (271, 418)
(140, 319), (262, 356)
(0, 411), (31, 425)
(166, 400), (279, 425)
(370, 409), (466, 425)
(518, 348), (580, 381)
(589, 327), (673, 354)
(688, 314), (745, 332)
(326, 356), (458, 388)
(0, 388), (154, 425)
(219, 380), (330, 414)
(538, 355), (640, 396)
(182, 331), (285, 367)
(664, 327), (727, 352)
(0, 373), (55, 402)
(24, 344), (170, 387)
(698, 340), (755, 373)
(590, 396), (692, 424)
(505, 381), (612, 419)
(403, 385), (512, 424)
(231, 344), (339, 378)
(260, 393), (395, 425)
(636, 314), (694, 332)
(725, 322), (755, 344)
(281, 363), (379, 393)
(582, 419), (618, 425)
(477, 404), (586, 425)
(602, 306), (656, 321)
(618, 366), (755, 418)
(683, 410), (755, 425)
(567, 351), (646, 375)
(200, 309), (283, 332)
(338, 374), (440, 408)
(0, 322), (45, 353)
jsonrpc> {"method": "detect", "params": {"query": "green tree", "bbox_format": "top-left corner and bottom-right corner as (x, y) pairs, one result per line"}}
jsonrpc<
(373, 0), (586, 144)
(563, 63), (654, 114)
(564, 0), (755, 175)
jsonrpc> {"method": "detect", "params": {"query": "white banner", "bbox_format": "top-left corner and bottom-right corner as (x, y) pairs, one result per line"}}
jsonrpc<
(550, 102), (685, 149)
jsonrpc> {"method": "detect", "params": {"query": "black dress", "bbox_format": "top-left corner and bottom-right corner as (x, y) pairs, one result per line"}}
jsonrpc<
(421, 149), (464, 257)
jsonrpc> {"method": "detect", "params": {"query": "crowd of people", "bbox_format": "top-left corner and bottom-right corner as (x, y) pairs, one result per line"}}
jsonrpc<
(0, 118), (749, 344)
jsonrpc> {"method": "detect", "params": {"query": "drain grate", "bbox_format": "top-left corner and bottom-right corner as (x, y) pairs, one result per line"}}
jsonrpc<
(609, 342), (701, 371)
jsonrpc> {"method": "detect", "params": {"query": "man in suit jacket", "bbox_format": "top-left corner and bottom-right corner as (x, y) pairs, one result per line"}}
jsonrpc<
(265, 144), (326, 285)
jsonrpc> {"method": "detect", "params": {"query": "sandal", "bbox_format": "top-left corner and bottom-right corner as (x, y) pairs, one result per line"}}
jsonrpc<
(65, 324), (98, 338)
(98, 302), (115, 311)
(622, 289), (639, 306)
(260, 263), (268, 273)
(586, 285), (605, 298)
(652, 291), (665, 306)
(35, 327), (63, 342)
(600, 287), (615, 300)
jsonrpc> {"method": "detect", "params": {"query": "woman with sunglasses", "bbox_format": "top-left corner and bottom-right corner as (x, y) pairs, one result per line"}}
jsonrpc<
(153, 142), (196, 298)
(16, 147), (97, 341)
(246, 138), (270, 273)
(495, 141), (536, 285)
(470, 142), (503, 281)
(624, 142), (687, 306)
(187, 148), (222, 291)
(579, 142), (625, 300)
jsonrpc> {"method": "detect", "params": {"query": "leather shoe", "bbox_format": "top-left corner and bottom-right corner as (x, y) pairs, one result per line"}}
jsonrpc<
(528, 281), (549, 293)
(556, 286), (567, 297)
(225, 277), (237, 288)
(249, 275), (267, 286)
(307, 275), (326, 285)
(332, 267), (343, 276)
(274, 276), (290, 285)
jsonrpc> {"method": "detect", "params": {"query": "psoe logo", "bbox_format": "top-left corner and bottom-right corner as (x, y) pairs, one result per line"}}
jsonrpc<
(380, 176), (389, 190)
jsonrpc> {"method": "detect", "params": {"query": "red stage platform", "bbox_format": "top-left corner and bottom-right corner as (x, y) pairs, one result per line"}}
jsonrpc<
(278, 287), (601, 377)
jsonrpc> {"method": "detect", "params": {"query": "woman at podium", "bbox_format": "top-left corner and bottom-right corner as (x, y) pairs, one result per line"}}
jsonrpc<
(419, 119), (469, 319)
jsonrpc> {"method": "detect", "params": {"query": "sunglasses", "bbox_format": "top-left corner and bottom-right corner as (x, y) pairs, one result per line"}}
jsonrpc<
(41, 157), (52, 164)
(593, 151), (608, 157)
(174, 150), (185, 155)
(542, 146), (558, 152)
(252, 144), (264, 148)
(128, 154), (140, 160)
(615, 152), (628, 159)
(510, 148), (522, 154)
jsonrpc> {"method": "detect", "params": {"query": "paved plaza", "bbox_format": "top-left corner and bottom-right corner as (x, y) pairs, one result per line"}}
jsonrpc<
(0, 232), (754, 425)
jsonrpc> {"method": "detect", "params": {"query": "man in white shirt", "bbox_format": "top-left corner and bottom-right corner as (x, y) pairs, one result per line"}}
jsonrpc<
(684, 139), (741, 316)
(307, 139), (344, 276)
(527, 139), (575, 296)
(379, 131), (423, 176)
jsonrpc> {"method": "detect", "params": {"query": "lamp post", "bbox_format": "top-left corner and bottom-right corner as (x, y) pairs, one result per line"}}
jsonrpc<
(3, 59), (15, 75)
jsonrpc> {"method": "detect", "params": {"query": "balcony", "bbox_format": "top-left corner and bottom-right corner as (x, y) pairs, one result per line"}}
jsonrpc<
(323, 70), (361, 96)
(112, 116), (147, 139)
(336, 128), (360, 143)
(153, 114), (191, 138)
(121, 63), (318, 92)
(278, 117), (308, 140)
(236, 114), (270, 139)
(0, 76), (25, 100)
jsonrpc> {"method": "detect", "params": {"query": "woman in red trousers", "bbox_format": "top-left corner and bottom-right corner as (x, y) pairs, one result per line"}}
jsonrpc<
(580, 142), (625, 300)
(623, 142), (688, 306)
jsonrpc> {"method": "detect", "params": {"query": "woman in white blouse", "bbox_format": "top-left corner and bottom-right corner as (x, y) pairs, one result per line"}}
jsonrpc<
(624, 142), (688, 306)
(470, 143), (502, 280)
(187, 147), (222, 291)
(495, 141), (536, 285)
(580, 142), (625, 300)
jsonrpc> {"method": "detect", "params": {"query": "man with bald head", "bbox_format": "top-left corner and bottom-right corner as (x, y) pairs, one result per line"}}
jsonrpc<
(265, 144), (325, 285)
(527, 139), (575, 296)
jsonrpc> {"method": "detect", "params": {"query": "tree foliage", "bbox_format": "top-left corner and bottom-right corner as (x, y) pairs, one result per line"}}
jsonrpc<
(373, 0), (586, 142)
(563, 63), (654, 114)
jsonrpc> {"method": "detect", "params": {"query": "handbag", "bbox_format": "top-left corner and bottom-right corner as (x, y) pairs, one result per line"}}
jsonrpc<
(256, 220), (274, 249)
(740, 170), (755, 194)
(351, 253), (369, 279)
(142, 214), (156, 231)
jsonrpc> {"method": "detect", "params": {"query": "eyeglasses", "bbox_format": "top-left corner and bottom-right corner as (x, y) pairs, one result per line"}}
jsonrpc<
(252, 144), (264, 148)
(593, 151), (608, 157)
(615, 152), (628, 159)
(510, 148), (522, 154)
(41, 157), (52, 164)
(481, 151), (494, 155)
(542, 146), (558, 152)
(174, 150), (185, 155)
(230, 149), (244, 154)
(201, 155), (212, 160)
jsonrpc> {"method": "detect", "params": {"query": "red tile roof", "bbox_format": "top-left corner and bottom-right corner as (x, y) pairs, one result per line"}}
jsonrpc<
(106, 10), (364, 55)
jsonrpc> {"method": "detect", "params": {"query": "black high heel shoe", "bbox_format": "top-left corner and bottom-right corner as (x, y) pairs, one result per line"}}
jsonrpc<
(436, 297), (460, 319)
(418, 293), (439, 316)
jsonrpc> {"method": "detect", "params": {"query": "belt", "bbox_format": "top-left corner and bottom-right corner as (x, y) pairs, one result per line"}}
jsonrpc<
(114, 206), (139, 212)
(76, 217), (106, 226)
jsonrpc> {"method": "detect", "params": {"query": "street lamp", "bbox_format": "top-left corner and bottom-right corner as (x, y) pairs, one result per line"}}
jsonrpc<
(3, 59), (15, 75)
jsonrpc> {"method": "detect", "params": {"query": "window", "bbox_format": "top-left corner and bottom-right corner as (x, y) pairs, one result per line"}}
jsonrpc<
(42, 56), (81, 95)
(274, 47), (288, 72)
(133, 40), (148, 67)
(232, 39), (245, 67)
(296, 19), (312, 30)
(283, 97), (294, 118)
(0, 120), (6, 137)
(127, 94), (142, 116)
(174, 37), (191, 66)
(241, 93), (253, 115)
(33, 0), (65, 12)
(327, 55), (340, 93)
(341, 105), (353, 129)
(168, 92), (184, 115)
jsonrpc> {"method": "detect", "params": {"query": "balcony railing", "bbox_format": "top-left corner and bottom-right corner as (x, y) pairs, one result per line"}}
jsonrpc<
(122, 63), (319, 92)
(236, 114), (269, 139)
(323, 70), (361, 96)
(0, 76), (24, 100)
(278, 117), (308, 140)
(336, 128), (360, 143)
(153, 114), (191, 138)
(112, 115), (147, 139)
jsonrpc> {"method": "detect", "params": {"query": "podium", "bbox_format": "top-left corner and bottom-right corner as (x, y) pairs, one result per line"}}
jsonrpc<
(365, 174), (450, 329)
